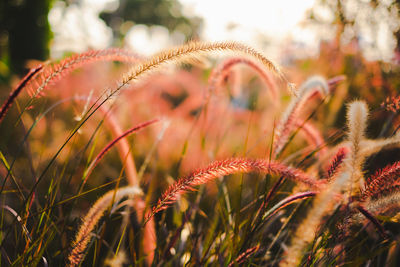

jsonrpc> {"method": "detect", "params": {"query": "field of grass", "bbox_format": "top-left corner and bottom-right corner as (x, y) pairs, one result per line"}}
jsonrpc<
(0, 40), (400, 266)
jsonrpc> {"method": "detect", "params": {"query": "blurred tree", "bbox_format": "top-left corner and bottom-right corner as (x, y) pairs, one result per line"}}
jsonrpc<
(0, 0), (52, 76)
(100, 0), (202, 41)
(308, 0), (400, 61)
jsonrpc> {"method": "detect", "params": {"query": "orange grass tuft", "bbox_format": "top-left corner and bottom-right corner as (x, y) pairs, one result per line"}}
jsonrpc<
(27, 48), (141, 98)
(273, 76), (329, 158)
(362, 161), (400, 200)
(122, 41), (291, 94)
(325, 147), (349, 179)
(148, 158), (324, 220)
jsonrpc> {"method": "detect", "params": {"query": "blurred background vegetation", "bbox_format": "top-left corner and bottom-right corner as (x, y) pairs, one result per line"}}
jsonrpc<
(0, 0), (400, 107)
(0, 0), (201, 77)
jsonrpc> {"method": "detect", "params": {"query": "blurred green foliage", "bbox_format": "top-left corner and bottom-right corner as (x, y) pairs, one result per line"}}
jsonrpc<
(0, 0), (52, 76)
(100, 0), (202, 41)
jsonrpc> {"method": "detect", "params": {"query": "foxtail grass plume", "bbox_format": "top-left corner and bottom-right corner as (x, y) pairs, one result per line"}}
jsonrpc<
(68, 186), (142, 267)
(273, 76), (329, 158)
(362, 161), (400, 200)
(347, 101), (369, 196)
(206, 57), (279, 102)
(282, 101), (368, 266)
(325, 147), (349, 180)
(28, 48), (141, 98)
(0, 64), (43, 123)
(121, 41), (292, 95)
(148, 158), (323, 220)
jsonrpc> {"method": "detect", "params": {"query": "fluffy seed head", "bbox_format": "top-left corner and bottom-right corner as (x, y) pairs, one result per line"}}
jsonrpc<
(122, 41), (289, 94)
(273, 76), (330, 158)
(346, 101), (369, 195)
(68, 186), (142, 267)
(347, 101), (368, 147)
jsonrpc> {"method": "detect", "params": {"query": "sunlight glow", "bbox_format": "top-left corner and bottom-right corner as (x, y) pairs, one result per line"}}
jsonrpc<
(181, 0), (316, 43)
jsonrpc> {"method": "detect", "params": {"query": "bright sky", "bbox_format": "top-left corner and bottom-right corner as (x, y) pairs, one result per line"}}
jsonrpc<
(180, 0), (316, 43)
(178, 0), (319, 61)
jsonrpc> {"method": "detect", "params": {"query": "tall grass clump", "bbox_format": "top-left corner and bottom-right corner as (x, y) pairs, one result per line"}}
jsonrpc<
(0, 39), (399, 266)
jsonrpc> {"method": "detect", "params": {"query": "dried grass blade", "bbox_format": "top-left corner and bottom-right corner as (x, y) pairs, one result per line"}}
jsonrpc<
(82, 118), (160, 186)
